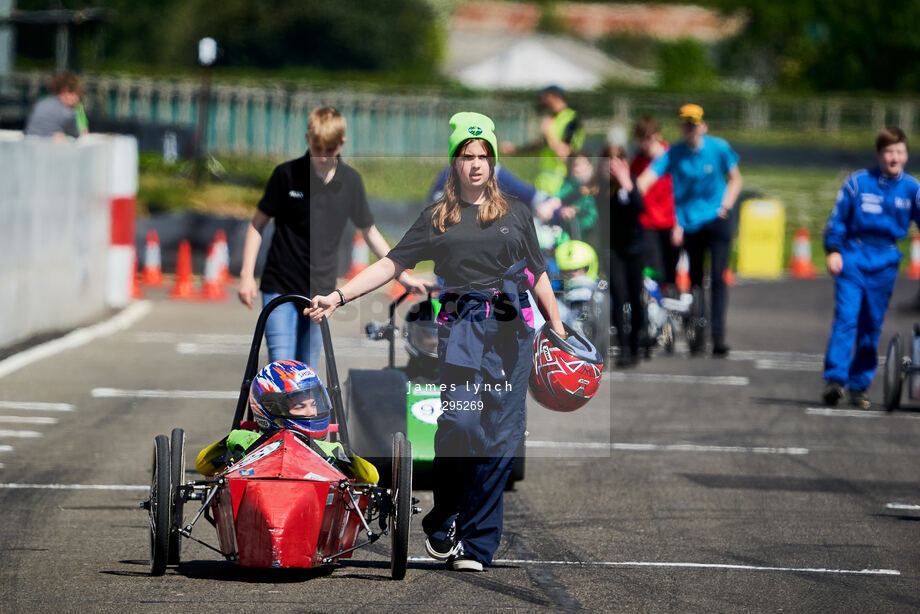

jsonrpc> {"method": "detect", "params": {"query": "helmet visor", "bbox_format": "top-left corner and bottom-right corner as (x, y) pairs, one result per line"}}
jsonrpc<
(259, 385), (332, 421)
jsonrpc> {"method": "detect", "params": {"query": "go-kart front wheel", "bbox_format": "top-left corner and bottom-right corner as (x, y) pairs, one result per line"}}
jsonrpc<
(167, 428), (185, 565)
(390, 432), (412, 580)
(148, 434), (171, 576)
(884, 334), (903, 412)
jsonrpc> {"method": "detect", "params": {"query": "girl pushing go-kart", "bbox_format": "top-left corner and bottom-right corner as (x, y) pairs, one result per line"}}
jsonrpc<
(306, 112), (567, 572)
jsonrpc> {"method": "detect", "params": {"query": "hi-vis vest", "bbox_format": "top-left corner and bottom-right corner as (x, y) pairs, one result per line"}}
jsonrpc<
(535, 108), (586, 195)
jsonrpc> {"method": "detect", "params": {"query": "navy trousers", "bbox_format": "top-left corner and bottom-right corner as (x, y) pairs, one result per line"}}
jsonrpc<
(824, 259), (898, 391)
(422, 316), (531, 565)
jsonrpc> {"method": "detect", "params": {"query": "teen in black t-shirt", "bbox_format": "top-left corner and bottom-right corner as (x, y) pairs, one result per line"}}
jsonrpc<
(238, 107), (427, 367)
(307, 112), (565, 573)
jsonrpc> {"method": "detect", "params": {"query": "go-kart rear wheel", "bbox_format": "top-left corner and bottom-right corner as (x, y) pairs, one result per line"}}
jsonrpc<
(389, 432), (412, 580)
(686, 286), (707, 354)
(148, 434), (171, 576)
(884, 334), (903, 412)
(167, 428), (185, 565)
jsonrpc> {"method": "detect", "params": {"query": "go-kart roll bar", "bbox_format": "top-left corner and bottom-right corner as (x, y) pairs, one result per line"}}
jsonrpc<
(386, 287), (442, 369)
(231, 294), (350, 450)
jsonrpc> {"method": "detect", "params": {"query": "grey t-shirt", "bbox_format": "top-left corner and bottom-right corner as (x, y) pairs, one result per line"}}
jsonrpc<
(24, 96), (79, 138)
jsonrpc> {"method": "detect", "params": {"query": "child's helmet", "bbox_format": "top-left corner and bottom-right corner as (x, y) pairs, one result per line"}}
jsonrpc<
(404, 297), (442, 361)
(555, 240), (598, 280)
(529, 323), (604, 412)
(249, 360), (332, 438)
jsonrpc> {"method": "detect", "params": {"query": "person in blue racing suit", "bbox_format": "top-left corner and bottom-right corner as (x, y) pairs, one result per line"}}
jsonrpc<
(822, 127), (920, 409)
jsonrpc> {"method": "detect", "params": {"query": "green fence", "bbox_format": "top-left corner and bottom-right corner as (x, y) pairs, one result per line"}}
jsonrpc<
(4, 71), (537, 157)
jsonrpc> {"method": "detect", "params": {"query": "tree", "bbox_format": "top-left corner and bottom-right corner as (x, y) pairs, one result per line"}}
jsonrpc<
(710, 0), (920, 92)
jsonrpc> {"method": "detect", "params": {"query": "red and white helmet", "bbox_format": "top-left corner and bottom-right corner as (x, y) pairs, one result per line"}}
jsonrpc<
(529, 324), (604, 412)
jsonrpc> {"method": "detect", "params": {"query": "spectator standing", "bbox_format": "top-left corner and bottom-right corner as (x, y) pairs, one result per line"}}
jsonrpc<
(554, 151), (599, 245)
(630, 116), (678, 289)
(238, 107), (428, 367)
(501, 85), (586, 196)
(601, 145), (645, 367)
(24, 72), (89, 140)
(821, 128), (920, 409)
(636, 104), (742, 356)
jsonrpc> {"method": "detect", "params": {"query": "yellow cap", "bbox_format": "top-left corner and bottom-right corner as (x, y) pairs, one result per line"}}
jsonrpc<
(679, 104), (704, 124)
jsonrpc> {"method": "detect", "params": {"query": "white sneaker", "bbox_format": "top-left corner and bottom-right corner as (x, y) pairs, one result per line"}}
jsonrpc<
(447, 556), (483, 572)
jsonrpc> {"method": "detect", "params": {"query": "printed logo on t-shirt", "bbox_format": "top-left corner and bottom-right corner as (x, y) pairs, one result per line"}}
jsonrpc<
(499, 226), (510, 234)
(288, 190), (304, 198)
(895, 197), (911, 210)
(468, 126), (482, 136)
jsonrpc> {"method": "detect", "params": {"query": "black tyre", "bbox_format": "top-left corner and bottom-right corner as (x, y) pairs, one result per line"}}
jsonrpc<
(390, 432), (412, 580)
(884, 334), (903, 412)
(686, 285), (707, 354)
(167, 428), (185, 565)
(149, 434), (171, 576)
(662, 315), (677, 354)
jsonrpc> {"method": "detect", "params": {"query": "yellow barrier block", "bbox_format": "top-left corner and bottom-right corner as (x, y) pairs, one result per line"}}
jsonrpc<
(736, 198), (786, 279)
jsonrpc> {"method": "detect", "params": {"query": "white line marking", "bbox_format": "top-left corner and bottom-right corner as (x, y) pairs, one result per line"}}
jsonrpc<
(806, 407), (883, 418)
(0, 483), (146, 491)
(175, 342), (250, 355)
(134, 332), (250, 344)
(755, 359), (823, 372)
(886, 502), (920, 511)
(0, 430), (42, 438)
(606, 373), (749, 386)
(728, 351), (824, 362)
(91, 388), (238, 400)
(0, 301), (152, 380)
(0, 445), (12, 452)
(0, 416), (57, 425)
(0, 401), (74, 412)
(407, 556), (898, 576)
(805, 407), (920, 419)
(526, 440), (808, 455)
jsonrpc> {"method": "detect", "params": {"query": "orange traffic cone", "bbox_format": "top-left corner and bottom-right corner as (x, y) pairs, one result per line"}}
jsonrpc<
(788, 227), (818, 279)
(140, 230), (164, 287)
(346, 232), (369, 280)
(213, 229), (233, 285)
(675, 250), (691, 293)
(199, 242), (229, 301)
(907, 232), (920, 280)
(131, 251), (145, 299)
(168, 240), (197, 300)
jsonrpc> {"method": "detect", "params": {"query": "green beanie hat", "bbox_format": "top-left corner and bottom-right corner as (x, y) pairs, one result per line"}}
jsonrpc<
(448, 112), (498, 161)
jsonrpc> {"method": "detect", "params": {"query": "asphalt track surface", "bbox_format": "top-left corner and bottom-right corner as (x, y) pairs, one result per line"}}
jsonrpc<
(1, 277), (919, 613)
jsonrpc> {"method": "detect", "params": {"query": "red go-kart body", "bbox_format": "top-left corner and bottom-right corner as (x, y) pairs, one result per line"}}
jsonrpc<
(212, 430), (367, 568)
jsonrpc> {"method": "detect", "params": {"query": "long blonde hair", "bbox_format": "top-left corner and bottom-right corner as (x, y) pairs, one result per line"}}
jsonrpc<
(432, 139), (508, 232)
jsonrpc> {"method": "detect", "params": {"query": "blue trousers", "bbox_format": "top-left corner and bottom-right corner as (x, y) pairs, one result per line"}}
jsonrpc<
(422, 317), (531, 565)
(262, 292), (323, 367)
(823, 263), (897, 391)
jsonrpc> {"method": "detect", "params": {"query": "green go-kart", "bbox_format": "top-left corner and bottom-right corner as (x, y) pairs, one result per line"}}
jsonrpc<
(345, 289), (525, 489)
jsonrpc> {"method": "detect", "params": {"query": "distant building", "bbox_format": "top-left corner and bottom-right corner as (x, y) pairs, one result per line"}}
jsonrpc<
(444, 32), (654, 90)
(443, 1), (744, 91)
(451, 1), (745, 42)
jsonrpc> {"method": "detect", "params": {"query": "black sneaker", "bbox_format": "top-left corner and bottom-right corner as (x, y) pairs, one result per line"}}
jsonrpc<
(425, 523), (461, 561)
(849, 388), (871, 410)
(822, 382), (844, 407)
(447, 556), (484, 572)
(711, 339), (730, 357)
